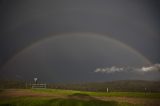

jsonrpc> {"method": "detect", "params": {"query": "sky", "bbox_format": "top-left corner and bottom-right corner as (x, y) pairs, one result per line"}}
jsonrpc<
(0, 0), (160, 83)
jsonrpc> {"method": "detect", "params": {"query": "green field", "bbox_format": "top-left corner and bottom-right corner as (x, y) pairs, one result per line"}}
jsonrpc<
(31, 89), (160, 98)
(0, 97), (141, 106)
(0, 89), (160, 106)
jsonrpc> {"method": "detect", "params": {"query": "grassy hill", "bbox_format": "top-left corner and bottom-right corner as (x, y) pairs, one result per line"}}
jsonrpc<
(0, 80), (160, 92)
(48, 80), (160, 92)
(0, 89), (160, 106)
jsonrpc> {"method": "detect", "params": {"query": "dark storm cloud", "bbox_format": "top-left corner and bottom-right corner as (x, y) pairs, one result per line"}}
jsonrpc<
(1, 34), (160, 82)
(0, 0), (160, 82)
(1, 0), (160, 65)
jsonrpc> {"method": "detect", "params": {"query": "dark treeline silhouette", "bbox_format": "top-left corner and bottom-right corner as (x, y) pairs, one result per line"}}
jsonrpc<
(0, 80), (27, 89)
(0, 80), (160, 92)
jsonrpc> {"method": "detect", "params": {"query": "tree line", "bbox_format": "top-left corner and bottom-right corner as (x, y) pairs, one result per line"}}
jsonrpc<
(0, 80), (160, 92)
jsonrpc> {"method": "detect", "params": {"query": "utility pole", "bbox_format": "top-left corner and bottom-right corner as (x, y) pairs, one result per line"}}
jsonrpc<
(107, 88), (109, 93)
(145, 88), (147, 96)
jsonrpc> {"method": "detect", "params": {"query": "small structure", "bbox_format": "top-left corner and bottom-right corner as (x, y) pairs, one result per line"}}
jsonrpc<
(31, 74), (47, 89)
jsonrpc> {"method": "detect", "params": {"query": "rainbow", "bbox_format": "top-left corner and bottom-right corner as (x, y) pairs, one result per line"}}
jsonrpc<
(3, 32), (152, 69)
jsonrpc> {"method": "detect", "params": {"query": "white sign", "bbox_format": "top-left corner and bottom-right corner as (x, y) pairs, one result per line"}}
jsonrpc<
(34, 78), (38, 82)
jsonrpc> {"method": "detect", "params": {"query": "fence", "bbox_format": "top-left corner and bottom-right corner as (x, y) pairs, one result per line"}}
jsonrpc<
(31, 84), (47, 89)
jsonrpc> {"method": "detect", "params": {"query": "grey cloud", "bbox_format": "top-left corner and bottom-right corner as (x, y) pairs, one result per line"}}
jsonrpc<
(141, 64), (160, 72)
(94, 64), (160, 74)
(95, 66), (124, 73)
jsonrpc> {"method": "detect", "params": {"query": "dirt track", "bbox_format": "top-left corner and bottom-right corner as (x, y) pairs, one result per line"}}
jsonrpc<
(0, 89), (160, 106)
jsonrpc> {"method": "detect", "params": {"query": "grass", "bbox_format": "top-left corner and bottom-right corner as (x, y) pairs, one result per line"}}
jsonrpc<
(0, 97), (141, 106)
(31, 88), (160, 98)
(0, 89), (159, 106)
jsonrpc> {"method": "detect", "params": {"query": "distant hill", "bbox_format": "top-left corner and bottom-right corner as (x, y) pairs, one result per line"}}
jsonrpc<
(0, 80), (160, 92)
(48, 80), (160, 92)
